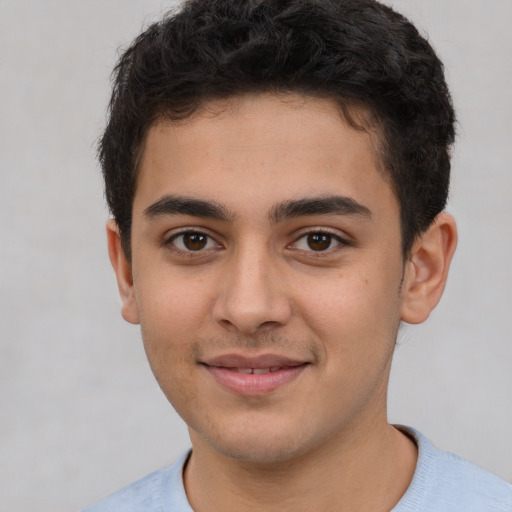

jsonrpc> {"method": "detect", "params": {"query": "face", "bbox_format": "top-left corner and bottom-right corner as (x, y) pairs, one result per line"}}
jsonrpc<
(120, 94), (410, 463)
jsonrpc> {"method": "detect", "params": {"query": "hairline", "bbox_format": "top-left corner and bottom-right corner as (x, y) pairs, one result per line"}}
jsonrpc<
(120, 90), (400, 260)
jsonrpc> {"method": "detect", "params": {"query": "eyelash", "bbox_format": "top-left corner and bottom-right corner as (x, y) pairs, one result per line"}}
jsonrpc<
(164, 229), (220, 254)
(290, 230), (349, 255)
(164, 228), (349, 256)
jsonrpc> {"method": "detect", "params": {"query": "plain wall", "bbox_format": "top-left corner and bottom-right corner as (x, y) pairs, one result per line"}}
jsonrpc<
(0, 1), (510, 510)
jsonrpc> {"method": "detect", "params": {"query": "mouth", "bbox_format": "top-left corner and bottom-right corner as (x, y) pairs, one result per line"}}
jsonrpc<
(223, 366), (290, 374)
(201, 354), (310, 395)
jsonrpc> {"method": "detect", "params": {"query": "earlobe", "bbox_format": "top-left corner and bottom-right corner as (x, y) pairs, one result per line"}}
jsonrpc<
(400, 213), (458, 324)
(106, 220), (140, 325)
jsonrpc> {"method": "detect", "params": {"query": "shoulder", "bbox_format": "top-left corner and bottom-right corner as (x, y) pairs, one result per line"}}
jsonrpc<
(394, 427), (512, 512)
(430, 449), (512, 510)
(81, 452), (192, 512)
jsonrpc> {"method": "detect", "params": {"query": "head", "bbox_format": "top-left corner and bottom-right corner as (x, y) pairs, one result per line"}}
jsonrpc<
(102, 0), (457, 464)
(99, 0), (455, 261)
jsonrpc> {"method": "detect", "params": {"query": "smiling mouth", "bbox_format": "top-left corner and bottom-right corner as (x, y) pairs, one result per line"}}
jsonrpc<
(202, 358), (309, 395)
(222, 366), (288, 374)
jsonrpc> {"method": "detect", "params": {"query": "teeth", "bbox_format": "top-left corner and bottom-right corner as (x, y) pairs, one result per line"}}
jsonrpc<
(252, 368), (270, 374)
(233, 367), (282, 374)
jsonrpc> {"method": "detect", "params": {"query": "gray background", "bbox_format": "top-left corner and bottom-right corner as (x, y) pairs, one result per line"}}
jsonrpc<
(0, 1), (510, 510)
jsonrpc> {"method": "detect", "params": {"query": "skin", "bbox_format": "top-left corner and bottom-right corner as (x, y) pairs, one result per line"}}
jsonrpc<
(108, 93), (457, 511)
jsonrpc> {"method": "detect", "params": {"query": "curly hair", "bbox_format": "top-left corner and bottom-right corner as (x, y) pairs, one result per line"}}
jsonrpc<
(99, 0), (455, 258)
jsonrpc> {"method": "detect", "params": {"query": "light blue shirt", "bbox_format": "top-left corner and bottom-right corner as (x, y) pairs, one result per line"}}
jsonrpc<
(83, 428), (512, 511)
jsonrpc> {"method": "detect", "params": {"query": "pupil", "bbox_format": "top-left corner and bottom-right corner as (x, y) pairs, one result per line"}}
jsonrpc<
(184, 233), (207, 250)
(307, 233), (331, 251)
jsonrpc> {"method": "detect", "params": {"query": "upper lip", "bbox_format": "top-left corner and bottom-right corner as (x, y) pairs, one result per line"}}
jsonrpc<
(201, 353), (309, 369)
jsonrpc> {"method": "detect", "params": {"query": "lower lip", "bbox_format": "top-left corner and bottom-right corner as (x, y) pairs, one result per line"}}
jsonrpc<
(204, 365), (307, 395)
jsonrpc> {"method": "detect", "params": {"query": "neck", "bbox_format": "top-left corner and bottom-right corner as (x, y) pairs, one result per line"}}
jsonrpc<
(184, 419), (417, 512)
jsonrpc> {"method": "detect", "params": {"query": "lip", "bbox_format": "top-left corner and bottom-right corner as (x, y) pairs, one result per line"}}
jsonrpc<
(201, 353), (309, 396)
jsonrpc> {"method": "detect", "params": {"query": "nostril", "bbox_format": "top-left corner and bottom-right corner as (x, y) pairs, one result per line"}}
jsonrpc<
(259, 320), (282, 330)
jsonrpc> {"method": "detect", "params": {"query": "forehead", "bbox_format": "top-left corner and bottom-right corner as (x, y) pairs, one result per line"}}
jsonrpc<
(134, 93), (395, 219)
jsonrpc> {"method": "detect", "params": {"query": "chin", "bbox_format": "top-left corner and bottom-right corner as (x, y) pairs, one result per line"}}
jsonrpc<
(196, 418), (316, 464)
(214, 438), (304, 464)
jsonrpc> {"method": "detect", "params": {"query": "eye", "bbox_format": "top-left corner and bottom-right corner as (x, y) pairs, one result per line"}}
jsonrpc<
(293, 232), (345, 252)
(168, 231), (218, 252)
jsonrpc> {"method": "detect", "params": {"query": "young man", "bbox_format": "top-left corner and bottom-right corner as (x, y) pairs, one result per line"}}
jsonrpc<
(85, 0), (512, 510)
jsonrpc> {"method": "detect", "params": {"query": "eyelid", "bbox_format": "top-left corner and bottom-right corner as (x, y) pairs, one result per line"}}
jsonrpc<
(289, 228), (350, 252)
(164, 227), (222, 252)
(162, 226), (350, 254)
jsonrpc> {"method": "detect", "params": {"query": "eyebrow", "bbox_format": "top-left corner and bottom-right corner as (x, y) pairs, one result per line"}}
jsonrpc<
(268, 195), (372, 223)
(143, 194), (371, 224)
(144, 195), (232, 221)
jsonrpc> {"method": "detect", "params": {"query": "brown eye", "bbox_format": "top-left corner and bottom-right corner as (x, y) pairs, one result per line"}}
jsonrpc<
(306, 233), (333, 251)
(169, 231), (217, 252)
(292, 231), (345, 253)
(183, 233), (207, 250)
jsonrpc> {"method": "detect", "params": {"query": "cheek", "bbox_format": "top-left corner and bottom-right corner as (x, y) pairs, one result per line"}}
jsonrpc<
(134, 271), (210, 382)
(135, 267), (212, 329)
(138, 297), (201, 417)
(298, 265), (402, 352)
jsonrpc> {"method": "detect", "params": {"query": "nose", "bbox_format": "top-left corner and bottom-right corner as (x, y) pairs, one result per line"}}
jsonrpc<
(212, 245), (292, 335)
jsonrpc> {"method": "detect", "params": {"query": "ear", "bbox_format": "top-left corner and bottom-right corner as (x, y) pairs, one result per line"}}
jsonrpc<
(106, 219), (140, 324)
(400, 212), (457, 324)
